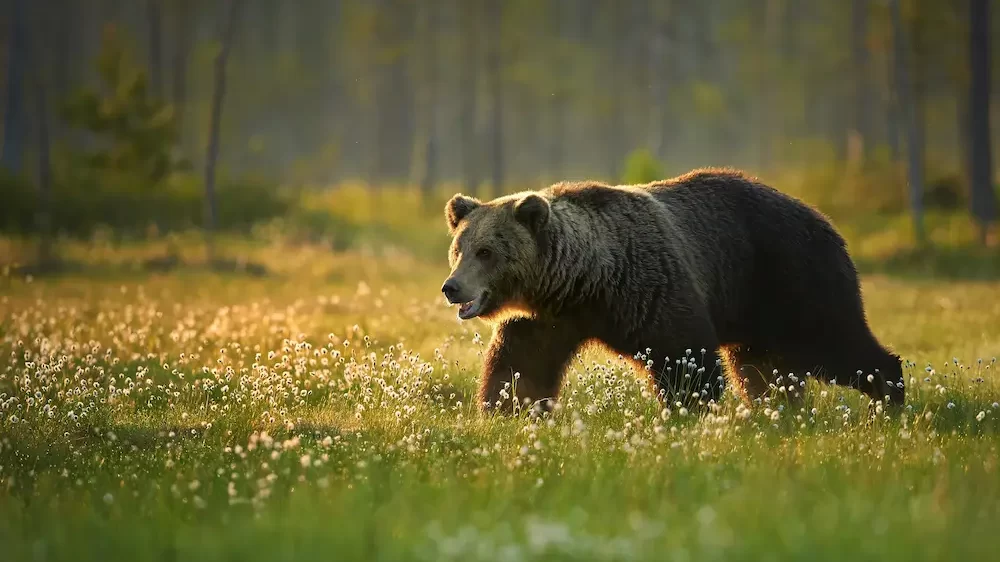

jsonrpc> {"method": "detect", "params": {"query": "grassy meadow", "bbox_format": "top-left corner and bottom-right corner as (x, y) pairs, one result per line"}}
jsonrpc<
(1, 187), (1000, 561)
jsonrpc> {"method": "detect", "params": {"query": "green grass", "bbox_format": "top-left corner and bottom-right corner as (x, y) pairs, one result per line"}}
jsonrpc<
(1, 233), (1000, 562)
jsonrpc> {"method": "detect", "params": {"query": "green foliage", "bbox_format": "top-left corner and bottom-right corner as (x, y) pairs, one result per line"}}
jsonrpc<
(0, 169), (38, 233)
(620, 148), (666, 185)
(925, 174), (968, 211)
(218, 180), (296, 233)
(0, 24), (298, 241)
(60, 25), (182, 187)
(764, 144), (1000, 220)
(836, 152), (910, 215)
(0, 168), (291, 237)
(269, 183), (452, 258)
(687, 80), (727, 121)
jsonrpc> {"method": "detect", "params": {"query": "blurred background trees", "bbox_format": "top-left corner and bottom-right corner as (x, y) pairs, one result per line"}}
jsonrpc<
(0, 0), (997, 253)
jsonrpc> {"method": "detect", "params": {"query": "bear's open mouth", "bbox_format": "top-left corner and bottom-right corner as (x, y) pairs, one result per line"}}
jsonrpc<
(457, 291), (489, 320)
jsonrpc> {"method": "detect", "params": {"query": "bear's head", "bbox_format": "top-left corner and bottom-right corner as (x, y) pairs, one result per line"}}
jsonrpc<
(440, 191), (551, 321)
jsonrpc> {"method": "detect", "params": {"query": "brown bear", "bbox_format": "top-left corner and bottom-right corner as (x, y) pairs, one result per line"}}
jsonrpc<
(441, 168), (905, 414)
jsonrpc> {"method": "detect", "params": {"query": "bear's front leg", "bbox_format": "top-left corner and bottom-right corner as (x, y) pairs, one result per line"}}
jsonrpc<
(478, 317), (585, 414)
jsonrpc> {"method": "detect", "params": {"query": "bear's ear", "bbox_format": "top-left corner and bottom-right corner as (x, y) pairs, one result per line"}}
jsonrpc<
(445, 194), (481, 233)
(514, 193), (550, 233)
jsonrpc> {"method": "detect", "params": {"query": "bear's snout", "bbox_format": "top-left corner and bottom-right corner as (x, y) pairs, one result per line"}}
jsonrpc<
(441, 279), (462, 304)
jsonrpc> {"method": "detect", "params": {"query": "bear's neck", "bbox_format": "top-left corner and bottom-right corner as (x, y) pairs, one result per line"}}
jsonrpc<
(528, 212), (615, 315)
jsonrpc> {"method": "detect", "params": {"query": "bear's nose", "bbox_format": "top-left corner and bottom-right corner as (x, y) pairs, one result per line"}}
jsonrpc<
(441, 279), (461, 303)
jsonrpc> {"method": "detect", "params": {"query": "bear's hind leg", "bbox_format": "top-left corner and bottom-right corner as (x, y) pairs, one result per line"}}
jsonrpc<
(479, 317), (586, 414)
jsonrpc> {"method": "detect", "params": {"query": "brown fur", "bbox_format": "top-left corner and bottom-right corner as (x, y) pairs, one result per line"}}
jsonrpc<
(441, 168), (905, 414)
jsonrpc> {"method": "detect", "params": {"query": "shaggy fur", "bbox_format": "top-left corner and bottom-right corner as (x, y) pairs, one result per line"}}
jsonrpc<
(441, 168), (905, 414)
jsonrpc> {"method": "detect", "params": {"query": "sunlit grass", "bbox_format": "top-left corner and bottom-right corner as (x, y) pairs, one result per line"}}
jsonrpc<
(1, 232), (999, 561)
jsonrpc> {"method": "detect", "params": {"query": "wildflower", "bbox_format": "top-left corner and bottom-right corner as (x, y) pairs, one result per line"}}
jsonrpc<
(103, 493), (114, 505)
(976, 411), (986, 422)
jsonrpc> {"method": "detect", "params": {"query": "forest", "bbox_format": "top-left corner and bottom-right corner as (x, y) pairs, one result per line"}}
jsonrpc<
(1, 0), (998, 257)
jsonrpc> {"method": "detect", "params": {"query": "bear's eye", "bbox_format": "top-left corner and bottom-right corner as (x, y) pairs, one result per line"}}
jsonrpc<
(476, 248), (492, 260)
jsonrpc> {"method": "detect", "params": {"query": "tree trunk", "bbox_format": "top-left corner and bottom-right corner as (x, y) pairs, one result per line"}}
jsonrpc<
(851, 0), (873, 164)
(547, 96), (566, 181)
(969, 0), (997, 245)
(546, 0), (573, 181)
(647, 0), (670, 162)
(605, 7), (625, 180)
(958, 91), (972, 188)
(33, 73), (53, 266)
(890, 0), (925, 244)
(30, 3), (53, 266)
(413, 0), (438, 196)
(51, 0), (74, 121)
(2, 0), (27, 174)
(485, 0), (504, 197)
(458, 0), (481, 195)
(368, 0), (413, 185)
(147, 0), (164, 99)
(204, 0), (243, 260)
(757, 0), (781, 173)
(171, 0), (193, 142)
(886, 53), (902, 162)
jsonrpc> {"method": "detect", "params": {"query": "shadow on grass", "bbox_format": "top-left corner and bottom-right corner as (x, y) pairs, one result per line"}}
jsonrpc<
(855, 245), (1000, 281)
